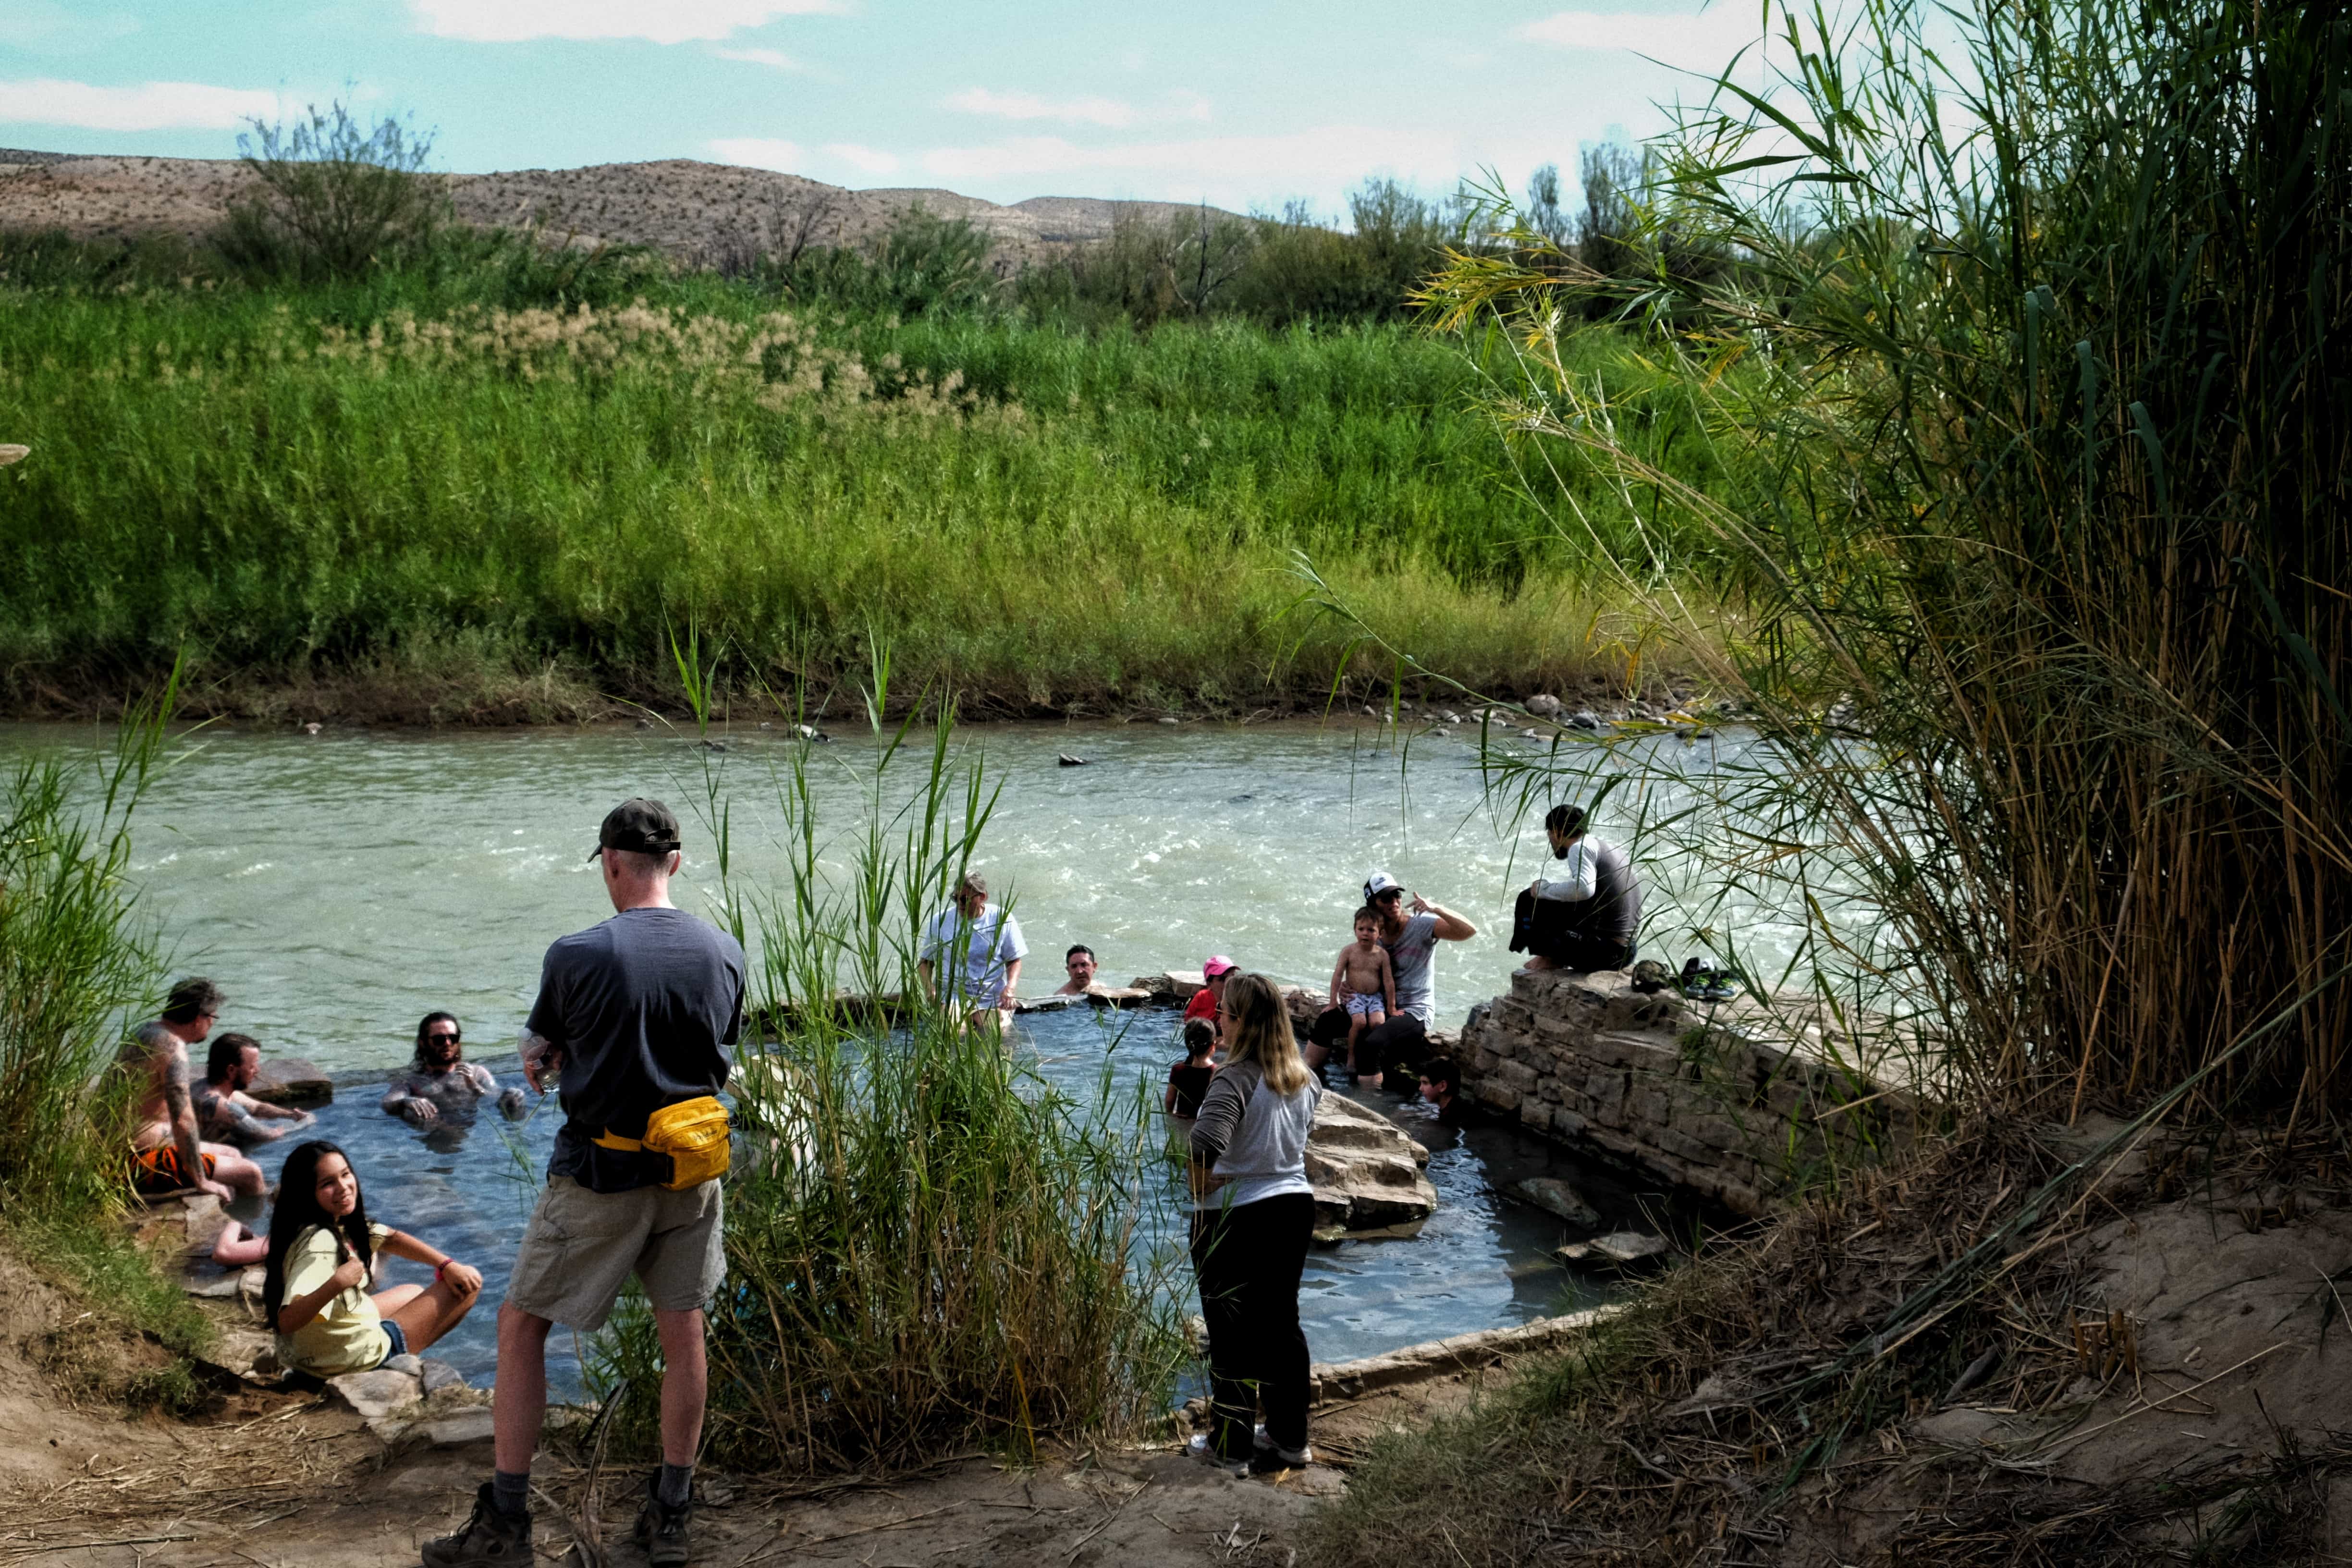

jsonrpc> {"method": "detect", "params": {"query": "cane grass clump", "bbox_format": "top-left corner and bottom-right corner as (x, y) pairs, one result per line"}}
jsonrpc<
(588, 698), (1184, 1473)
(1422, 0), (2352, 1123)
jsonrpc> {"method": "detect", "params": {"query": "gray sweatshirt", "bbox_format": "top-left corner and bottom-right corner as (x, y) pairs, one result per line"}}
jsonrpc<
(1188, 1060), (1321, 1212)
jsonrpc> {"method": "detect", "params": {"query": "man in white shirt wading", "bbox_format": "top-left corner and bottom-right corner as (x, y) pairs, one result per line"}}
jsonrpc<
(918, 871), (1028, 1032)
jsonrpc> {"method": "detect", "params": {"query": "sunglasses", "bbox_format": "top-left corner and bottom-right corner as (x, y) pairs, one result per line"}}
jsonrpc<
(425, 1032), (460, 1045)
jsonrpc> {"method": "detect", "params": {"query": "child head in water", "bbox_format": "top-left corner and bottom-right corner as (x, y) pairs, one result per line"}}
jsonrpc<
(1182, 1017), (1216, 1064)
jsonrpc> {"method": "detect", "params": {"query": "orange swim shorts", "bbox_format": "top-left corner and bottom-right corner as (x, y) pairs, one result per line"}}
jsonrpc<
(131, 1144), (217, 1196)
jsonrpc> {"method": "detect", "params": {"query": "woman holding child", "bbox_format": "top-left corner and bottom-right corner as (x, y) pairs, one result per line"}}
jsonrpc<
(266, 1140), (483, 1378)
(1186, 971), (1320, 1476)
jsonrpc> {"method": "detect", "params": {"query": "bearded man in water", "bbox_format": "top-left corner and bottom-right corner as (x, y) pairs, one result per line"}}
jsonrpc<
(122, 978), (265, 1200)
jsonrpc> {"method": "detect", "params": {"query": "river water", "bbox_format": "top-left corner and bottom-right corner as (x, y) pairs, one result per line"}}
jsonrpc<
(7, 717), (1784, 1394)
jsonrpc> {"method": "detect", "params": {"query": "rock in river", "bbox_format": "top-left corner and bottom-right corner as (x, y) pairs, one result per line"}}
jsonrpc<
(1555, 1230), (1673, 1268)
(250, 1056), (333, 1106)
(1509, 1176), (1602, 1228)
(1307, 1095), (1438, 1237)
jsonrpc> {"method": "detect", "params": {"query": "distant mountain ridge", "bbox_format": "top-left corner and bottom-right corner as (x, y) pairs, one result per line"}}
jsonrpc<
(0, 150), (1240, 268)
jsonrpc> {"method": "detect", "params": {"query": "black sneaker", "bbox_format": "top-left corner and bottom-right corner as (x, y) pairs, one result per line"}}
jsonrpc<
(634, 1477), (693, 1567)
(420, 1482), (531, 1566)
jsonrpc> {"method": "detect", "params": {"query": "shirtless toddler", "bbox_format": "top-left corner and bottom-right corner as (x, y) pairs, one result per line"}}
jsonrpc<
(1328, 906), (1396, 1086)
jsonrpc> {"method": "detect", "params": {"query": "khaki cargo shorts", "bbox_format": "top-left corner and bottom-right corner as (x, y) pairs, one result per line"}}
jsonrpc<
(506, 1175), (724, 1331)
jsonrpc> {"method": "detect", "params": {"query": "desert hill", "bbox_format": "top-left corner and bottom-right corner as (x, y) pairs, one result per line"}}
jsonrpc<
(0, 149), (1238, 269)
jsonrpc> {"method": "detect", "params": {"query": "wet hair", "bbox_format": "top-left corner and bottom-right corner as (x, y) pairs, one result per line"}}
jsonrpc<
(1420, 1057), (1460, 1095)
(264, 1141), (374, 1333)
(1544, 804), (1589, 839)
(1352, 905), (1382, 929)
(411, 1011), (461, 1069)
(161, 976), (224, 1026)
(1219, 973), (1311, 1096)
(1065, 944), (1094, 963)
(1182, 1017), (1216, 1058)
(205, 1031), (260, 1084)
(955, 870), (989, 900)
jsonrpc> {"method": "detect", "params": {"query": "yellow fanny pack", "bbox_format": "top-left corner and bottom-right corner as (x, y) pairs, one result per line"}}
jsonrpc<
(592, 1096), (732, 1190)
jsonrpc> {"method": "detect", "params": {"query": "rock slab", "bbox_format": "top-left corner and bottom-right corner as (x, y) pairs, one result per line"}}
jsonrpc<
(329, 1367), (424, 1421)
(1509, 1176), (1602, 1228)
(1305, 1094), (1438, 1235)
(1555, 1230), (1672, 1267)
(251, 1056), (333, 1106)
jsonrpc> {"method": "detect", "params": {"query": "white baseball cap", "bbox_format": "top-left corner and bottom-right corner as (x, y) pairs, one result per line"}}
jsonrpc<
(1363, 870), (1403, 903)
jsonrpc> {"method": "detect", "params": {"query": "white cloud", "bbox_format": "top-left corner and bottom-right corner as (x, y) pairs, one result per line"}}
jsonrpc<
(408, 0), (846, 46)
(708, 136), (804, 171)
(945, 87), (1135, 129)
(0, 77), (278, 131)
(713, 47), (807, 72)
(1513, 10), (1768, 75)
(1166, 91), (1212, 123)
(821, 142), (900, 175)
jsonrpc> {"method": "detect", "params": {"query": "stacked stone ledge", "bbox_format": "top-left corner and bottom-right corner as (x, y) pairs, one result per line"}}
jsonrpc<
(1458, 968), (1918, 1218)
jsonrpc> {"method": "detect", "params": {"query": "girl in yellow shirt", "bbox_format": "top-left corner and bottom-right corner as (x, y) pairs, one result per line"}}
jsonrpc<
(265, 1140), (484, 1378)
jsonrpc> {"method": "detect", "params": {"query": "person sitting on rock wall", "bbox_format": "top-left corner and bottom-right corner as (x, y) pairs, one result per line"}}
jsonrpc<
(121, 977), (265, 1202)
(195, 1032), (314, 1146)
(266, 1139), (481, 1380)
(382, 1012), (527, 1125)
(1511, 804), (1642, 974)
(1305, 874), (1478, 1089)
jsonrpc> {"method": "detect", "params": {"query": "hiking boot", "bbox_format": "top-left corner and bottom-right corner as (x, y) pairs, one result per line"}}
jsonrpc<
(420, 1482), (531, 1566)
(634, 1476), (693, 1567)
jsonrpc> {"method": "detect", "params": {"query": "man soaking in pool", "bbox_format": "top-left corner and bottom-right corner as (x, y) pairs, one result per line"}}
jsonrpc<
(425, 799), (744, 1568)
(381, 1011), (527, 1125)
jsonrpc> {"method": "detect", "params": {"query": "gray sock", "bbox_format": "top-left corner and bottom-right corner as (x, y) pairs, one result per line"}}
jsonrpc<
(491, 1469), (531, 1520)
(657, 1462), (693, 1509)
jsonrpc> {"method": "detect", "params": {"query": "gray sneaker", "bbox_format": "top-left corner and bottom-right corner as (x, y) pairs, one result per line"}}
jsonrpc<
(634, 1476), (693, 1567)
(420, 1483), (531, 1566)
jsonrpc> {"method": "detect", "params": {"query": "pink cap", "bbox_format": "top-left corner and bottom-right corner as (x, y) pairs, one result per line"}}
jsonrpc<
(1202, 955), (1237, 978)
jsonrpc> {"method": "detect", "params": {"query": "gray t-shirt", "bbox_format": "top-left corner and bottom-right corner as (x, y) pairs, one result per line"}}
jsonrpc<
(1384, 912), (1441, 1026)
(527, 906), (746, 1189)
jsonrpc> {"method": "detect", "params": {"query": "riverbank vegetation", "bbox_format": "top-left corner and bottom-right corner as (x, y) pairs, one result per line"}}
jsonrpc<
(589, 675), (1184, 1470)
(1316, 0), (2352, 1560)
(0, 122), (1734, 723)
(0, 676), (215, 1406)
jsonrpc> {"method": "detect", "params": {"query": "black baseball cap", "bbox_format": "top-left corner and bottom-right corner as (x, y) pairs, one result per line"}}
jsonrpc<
(589, 797), (682, 861)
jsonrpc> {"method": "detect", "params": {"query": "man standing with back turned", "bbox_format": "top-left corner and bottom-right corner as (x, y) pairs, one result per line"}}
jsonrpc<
(426, 800), (744, 1568)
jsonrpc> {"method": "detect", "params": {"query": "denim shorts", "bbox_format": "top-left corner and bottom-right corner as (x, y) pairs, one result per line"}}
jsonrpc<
(375, 1319), (409, 1367)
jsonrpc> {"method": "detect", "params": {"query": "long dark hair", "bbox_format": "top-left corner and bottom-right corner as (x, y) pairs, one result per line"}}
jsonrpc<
(410, 1011), (460, 1070)
(264, 1140), (374, 1332)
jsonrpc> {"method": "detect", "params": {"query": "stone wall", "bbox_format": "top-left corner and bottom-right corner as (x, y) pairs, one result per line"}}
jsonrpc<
(1457, 969), (1919, 1217)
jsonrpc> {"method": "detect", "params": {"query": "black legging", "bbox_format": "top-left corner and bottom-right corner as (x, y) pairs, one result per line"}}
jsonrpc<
(1310, 1008), (1427, 1080)
(1510, 889), (1636, 971)
(1191, 1191), (1315, 1462)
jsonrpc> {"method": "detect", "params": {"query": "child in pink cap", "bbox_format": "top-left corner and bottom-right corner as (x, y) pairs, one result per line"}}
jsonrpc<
(1184, 956), (1239, 1045)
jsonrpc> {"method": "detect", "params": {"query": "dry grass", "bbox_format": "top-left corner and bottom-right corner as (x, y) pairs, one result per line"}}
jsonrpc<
(1308, 1116), (2352, 1567)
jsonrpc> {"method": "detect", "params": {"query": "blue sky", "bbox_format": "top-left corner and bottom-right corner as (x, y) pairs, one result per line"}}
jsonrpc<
(0, 1), (1773, 212)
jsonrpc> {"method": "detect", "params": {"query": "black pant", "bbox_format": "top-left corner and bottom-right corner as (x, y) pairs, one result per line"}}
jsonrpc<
(1191, 1192), (1314, 1461)
(1310, 1008), (1428, 1081)
(1510, 890), (1636, 971)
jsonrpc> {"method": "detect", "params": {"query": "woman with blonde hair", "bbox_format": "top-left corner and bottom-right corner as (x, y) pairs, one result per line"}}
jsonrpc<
(1185, 970), (1322, 1476)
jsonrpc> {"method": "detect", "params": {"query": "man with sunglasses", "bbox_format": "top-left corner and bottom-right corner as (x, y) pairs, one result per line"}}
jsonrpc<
(1309, 873), (1478, 1087)
(383, 1012), (527, 1125)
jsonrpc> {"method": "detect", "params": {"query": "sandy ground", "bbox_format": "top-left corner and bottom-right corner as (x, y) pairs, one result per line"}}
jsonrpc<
(0, 1235), (1533, 1568)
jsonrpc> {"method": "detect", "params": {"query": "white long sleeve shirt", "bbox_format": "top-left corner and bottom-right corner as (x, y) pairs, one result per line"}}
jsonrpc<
(1534, 841), (1598, 901)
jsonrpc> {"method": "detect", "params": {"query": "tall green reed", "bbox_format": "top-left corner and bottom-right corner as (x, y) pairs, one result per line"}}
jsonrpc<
(1419, 0), (2352, 1121)
(0, 665), (179, 1218)
(589, 662), (1183, 1472)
